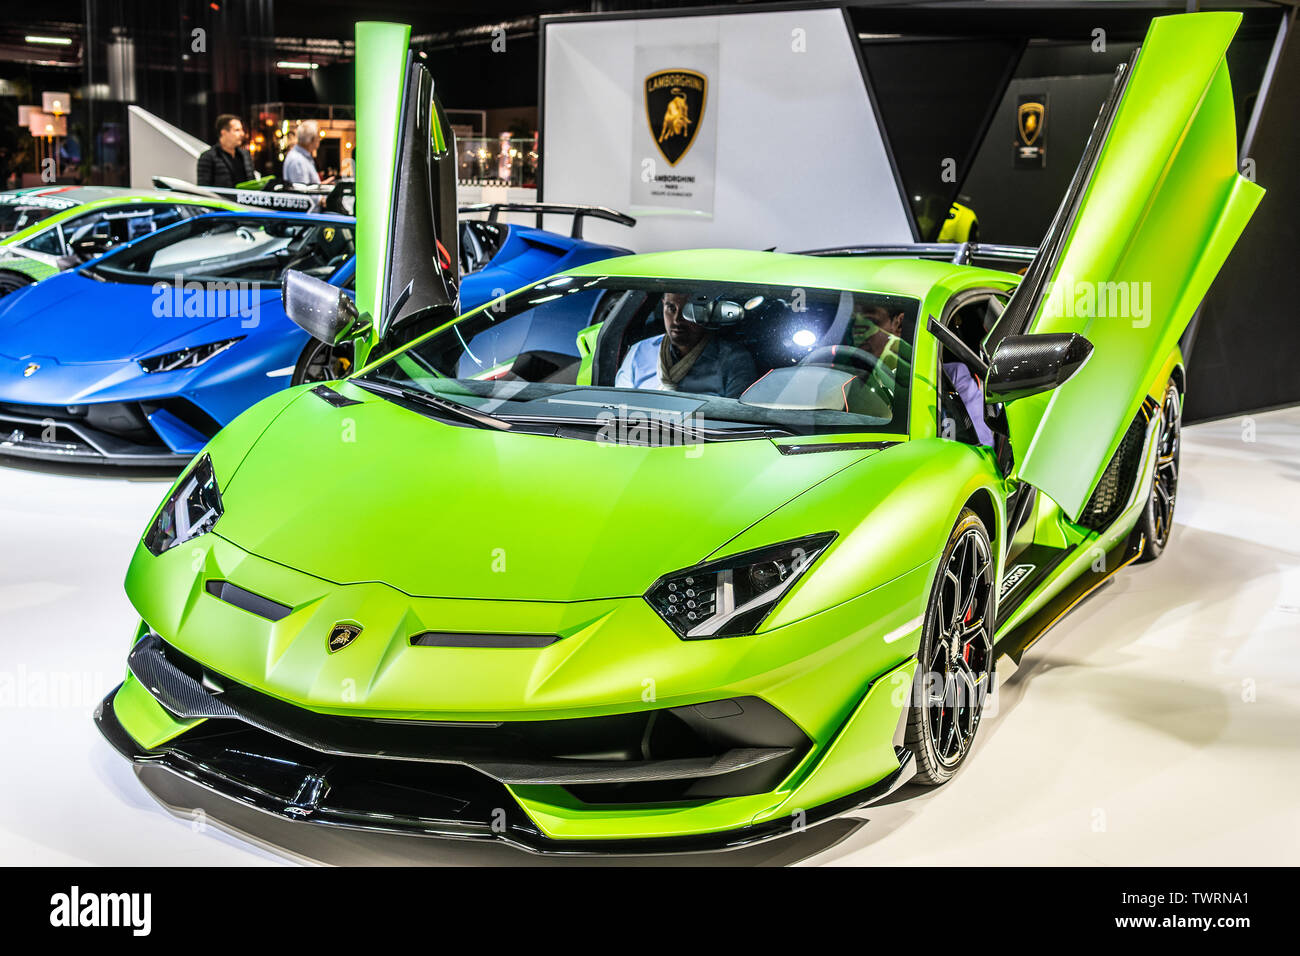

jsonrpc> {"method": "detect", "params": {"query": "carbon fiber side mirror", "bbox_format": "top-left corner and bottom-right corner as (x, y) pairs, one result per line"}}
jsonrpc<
(984, 333), (1093, 404)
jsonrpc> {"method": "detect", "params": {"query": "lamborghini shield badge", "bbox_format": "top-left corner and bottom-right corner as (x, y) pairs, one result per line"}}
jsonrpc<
(645, 69), (707, 166)
(327, 623), (362, 653)
(991, 11), (1264, 520)
(1016, 101), (1044, 146)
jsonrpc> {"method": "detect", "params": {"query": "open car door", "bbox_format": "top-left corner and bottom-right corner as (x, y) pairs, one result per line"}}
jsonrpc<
(353, 22), (460, 367)
(986, 12), (1264, 521)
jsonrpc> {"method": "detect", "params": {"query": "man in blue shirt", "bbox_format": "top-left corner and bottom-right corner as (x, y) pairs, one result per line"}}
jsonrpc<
(282, 121), (336, 213)
(615, 292), (757, 398)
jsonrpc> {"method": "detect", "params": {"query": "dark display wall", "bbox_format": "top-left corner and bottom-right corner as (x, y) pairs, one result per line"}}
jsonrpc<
(851, 0), (1296, 423)
(1185, 15), (1300, 423)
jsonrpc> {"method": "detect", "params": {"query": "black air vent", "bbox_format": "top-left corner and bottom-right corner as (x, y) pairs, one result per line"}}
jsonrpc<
(311, 384), (362, 408)
(205, 581), (292, 621)
(410, 632), (562, 649)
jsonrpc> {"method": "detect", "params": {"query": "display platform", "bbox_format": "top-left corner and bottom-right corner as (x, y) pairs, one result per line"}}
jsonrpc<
(1, 408), (1296, 866)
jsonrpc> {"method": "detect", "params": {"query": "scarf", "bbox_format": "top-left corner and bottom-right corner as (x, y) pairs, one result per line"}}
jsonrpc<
(658, 332), (712, 390)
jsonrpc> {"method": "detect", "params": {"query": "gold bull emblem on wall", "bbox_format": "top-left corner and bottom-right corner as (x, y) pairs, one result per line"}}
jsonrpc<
(645, 69), (707, 166)
(659, 89), (693, 143)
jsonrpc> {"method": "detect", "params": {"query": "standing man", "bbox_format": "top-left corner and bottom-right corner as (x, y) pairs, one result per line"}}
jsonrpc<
(196, 114), (254, 188)
(282, 121), (334, 210)
(282, 120), (322, 185)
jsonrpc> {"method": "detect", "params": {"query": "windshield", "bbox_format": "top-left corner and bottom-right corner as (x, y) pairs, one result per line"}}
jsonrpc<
(360, 276), (919, 437)
(85, 216), (354, 285)
(0, 199), (64, 237)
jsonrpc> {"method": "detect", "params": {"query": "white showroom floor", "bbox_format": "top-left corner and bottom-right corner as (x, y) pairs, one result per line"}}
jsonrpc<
(1, 408), (1297, 867)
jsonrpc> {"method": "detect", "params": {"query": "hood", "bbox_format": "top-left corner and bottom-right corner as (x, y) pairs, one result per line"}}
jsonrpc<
(0, 271), (272, 365)
(214, 385), (878, 601)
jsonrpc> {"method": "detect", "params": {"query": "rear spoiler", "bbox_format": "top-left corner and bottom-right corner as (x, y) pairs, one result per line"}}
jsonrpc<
(458, 202), (635, 239)
(799, 242), (1037, 271)
(152, 176), (355, 215)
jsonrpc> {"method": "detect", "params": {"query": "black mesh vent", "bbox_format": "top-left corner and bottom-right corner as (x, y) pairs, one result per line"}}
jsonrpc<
(1078, 409), (1148, 530)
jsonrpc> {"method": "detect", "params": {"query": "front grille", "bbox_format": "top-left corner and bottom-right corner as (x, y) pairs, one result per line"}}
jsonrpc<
(127, 634), (810, 807)
(0, 401), (176, 463)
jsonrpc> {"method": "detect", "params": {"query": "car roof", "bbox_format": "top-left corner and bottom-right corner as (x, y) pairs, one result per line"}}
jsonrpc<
(563, 248), (1017, 299)
(0, 185), (227, 205)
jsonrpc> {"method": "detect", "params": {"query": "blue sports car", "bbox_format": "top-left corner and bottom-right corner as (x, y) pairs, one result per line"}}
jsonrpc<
(0, 203), (632, 465)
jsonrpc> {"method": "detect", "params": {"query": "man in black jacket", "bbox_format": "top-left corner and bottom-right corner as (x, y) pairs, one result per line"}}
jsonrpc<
(196, 114), (254, 188)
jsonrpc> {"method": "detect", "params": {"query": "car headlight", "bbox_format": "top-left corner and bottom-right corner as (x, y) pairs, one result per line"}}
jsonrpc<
(645, 532), (836, 639)
(144, 454), (223, 555)
(138, 337), (243, 373)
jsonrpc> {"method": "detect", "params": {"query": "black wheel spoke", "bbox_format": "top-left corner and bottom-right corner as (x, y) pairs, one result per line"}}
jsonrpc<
(925, 524), (994, 769)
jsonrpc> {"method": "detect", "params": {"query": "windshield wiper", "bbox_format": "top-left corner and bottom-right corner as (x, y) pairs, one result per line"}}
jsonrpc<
(355, 380), (513, 431)
(496, 414), (793, 444)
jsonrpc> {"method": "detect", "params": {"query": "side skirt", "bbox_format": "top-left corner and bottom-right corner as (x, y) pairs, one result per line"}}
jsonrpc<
(992, 529), (1145, 668)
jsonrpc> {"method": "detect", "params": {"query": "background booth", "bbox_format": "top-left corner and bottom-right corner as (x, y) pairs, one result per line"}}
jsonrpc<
(538, 0), (1299, 424)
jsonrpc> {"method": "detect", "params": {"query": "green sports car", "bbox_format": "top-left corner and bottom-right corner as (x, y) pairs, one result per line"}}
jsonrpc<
(0, 186), (241, 296)
(96, 13), (1262, 853)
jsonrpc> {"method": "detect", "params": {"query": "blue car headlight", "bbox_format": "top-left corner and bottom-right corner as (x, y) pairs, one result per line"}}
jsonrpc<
(144, 454), (223, 556)
(645, 532), (836, 640)
(138, 337), (243, 374)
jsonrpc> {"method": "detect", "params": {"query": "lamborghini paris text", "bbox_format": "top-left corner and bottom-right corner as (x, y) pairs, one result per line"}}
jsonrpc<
(95, 13), (1261, 851)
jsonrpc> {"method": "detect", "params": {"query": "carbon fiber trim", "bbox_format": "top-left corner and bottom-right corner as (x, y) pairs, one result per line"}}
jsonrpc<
(310, 384), (362, 408)
(127, 636), (238, 720)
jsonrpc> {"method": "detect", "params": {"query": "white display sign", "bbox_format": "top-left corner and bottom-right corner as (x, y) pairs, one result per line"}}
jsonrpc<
(630, 43), (718, 217)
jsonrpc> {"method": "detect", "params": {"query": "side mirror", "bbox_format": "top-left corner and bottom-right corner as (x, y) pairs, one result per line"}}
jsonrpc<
(984, 333), (1093, 404)
(282, 269), (367, 346)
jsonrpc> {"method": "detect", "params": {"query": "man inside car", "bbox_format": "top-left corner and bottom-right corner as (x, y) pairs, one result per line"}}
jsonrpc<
(615, 292), (756, 397)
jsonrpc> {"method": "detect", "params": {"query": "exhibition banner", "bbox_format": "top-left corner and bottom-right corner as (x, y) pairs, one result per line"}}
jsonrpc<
(631, 42), (718, 216)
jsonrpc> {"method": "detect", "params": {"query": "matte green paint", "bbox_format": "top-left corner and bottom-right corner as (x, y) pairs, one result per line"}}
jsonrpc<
(1009, 12), (1263, 519)
(352, 22), (411, 351)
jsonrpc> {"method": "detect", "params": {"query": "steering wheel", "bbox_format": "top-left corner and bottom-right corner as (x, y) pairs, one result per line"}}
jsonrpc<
(800, 344), (880, 377)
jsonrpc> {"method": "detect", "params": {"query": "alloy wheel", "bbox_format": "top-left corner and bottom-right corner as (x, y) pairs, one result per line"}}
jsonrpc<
(1149, 388), (1181, 551)
(926, 526), (994, 768)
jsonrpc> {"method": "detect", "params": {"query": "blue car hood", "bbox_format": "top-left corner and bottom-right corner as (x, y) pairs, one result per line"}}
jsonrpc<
(0, 272), (253, 365)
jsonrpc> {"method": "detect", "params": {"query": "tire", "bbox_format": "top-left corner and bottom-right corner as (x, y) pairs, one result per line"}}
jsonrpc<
(1134, 383), (1181, 563)
(905, 507), (996, 786)
(0, 270), (34, 298)
(291, 339), (354, 386)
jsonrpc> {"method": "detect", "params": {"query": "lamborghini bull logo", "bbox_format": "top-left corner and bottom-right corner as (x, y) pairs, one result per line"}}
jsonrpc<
(645, 69), (707, 166)
(1018, 101), (1045, 146)
(327, 622), (363, 653)
(659, 91), (692, 142)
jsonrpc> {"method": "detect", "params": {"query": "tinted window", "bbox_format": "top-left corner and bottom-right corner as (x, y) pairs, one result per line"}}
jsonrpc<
(89, 217), (354, 284)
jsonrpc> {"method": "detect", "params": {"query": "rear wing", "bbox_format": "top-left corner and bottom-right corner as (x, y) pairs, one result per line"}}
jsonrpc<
(458, 202), (635, 239)
(800, 242), (1037, 273)
(152, 176), (355, 216)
